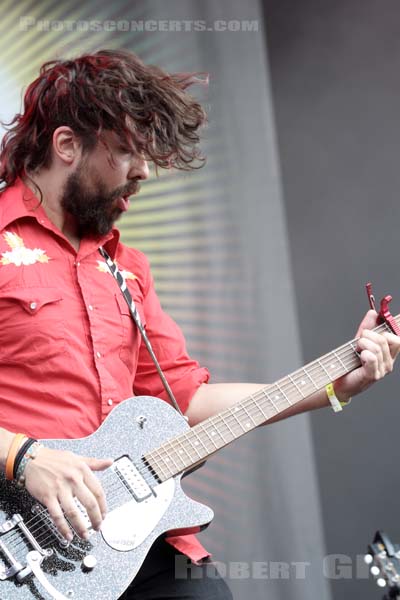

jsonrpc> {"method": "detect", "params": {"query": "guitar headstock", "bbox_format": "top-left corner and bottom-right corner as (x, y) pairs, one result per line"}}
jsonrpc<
(366, 531), (400, 598)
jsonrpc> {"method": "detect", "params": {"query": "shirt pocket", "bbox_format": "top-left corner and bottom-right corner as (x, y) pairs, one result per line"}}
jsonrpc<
(115, 293), (146, 372)
(0, 287), (65, 365)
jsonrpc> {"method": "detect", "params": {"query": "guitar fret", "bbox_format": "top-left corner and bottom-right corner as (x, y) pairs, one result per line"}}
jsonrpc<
(184, 434), (204, 460)
(230, 405), (247, 433)
(303, 368), (319, 390)
(275, 382), (293, 406)
(148, 451), (171, 481)
(193, 430), (211, 454)
(332, 349), (348, 373)
(251, 393), (268, 420)
(265, 390), (279, 413)
(317, 359), (331, 381)
(383, 321), (393, 334)
(155, 451), (176, 478)
(167, 442), (186, 469)
(156, 450), (175, 478)
(288, 374), (306, 398)
(198, 422), (219, 449)
(205, 418), (229, 445)
(175, 435), (199, 466)
(241, 404), (257, 429)
(219, 413), (236, 438)
(203, 421), (226, 448)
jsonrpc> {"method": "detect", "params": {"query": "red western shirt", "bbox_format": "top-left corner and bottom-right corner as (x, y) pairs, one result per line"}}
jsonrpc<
(0, 178), (210, 561)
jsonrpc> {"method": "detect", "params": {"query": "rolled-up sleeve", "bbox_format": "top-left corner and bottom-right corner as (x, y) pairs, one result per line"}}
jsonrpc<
(132, 266), (210, 414)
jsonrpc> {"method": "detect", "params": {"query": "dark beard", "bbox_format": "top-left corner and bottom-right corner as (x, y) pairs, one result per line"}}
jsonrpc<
(60, 168), (126, 238)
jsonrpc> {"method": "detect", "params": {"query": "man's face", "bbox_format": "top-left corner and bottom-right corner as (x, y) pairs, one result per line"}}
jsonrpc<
(60, 133), (147, 237)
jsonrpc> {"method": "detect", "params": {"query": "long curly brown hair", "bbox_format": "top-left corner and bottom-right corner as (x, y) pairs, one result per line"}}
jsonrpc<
(0, 49), (208, 189)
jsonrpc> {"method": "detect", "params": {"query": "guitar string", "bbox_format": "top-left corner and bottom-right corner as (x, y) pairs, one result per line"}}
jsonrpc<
(0, 337), (371, 557)
(142, 338), (364, 473)
(147, 319), (397, 472)
(1, 340), (361, 558)
(115, 319), (390, 482)
(3, 320), (394, 557)
(4, 476), (134, 557)
(0, 333), (376, 554)
(3, 452), (172, 555)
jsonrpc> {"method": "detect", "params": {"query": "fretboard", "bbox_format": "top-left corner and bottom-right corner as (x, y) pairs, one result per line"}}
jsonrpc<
(144, 316), (398, 482)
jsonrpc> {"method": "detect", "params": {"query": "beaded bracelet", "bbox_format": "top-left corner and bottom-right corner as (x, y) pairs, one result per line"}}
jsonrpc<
(15, 441), (42, 488)
(13, 438), (37, 480)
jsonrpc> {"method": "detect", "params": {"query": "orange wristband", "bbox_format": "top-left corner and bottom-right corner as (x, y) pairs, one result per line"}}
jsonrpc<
(5, 434), (27, 481)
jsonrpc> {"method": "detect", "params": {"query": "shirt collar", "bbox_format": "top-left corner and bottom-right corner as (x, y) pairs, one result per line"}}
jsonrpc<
(0, 178), (120, 259)
(0, 177), (45, 229)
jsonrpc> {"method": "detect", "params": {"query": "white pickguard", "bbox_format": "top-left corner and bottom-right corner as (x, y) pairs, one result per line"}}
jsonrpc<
(100, 479), (175, 551)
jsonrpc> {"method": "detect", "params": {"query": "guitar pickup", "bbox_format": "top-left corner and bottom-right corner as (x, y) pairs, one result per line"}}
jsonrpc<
(112, 456), (153, 501)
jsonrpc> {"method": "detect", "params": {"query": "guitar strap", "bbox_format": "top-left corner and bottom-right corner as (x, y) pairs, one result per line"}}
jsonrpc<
(98, 246), (186, 418)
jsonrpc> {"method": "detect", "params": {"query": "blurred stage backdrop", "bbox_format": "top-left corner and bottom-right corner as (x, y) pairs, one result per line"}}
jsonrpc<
(3, 1), (400, 599)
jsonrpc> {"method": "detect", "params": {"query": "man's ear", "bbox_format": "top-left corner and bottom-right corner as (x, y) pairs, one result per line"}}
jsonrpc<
(52, 126), (82, 166)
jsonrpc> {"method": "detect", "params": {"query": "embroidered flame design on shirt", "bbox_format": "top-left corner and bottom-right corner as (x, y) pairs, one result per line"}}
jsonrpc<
(96, 260), (137, 280)
(1, 232), (50, 266)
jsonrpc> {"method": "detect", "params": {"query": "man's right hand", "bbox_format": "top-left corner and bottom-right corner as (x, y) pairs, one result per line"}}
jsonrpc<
(23, 446), (113, 541)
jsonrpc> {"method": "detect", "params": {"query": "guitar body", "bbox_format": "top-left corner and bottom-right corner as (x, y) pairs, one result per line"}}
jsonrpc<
(0, 306), (386, 599)
(0, 397), (214, 600)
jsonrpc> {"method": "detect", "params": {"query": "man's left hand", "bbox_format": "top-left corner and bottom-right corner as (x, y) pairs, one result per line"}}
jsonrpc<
(334, 309), (400, 403)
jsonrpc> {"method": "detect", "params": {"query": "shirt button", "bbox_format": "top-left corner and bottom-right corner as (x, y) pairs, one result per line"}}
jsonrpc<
(107, 399), (113, 406)
(30, 302), (37, 310)
(88, 305), (93, 311)
(96, 351), (101, 359)
(76, 261), (80, 267)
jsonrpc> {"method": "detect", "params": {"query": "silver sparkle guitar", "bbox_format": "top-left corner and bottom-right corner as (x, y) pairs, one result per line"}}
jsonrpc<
(0, 313), (396, 599)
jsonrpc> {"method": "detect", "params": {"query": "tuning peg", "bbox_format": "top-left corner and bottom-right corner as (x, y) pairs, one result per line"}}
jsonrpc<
(364, 554), (373, 565)
(371, 566), (380, 577)
(377, 578), (387, 588)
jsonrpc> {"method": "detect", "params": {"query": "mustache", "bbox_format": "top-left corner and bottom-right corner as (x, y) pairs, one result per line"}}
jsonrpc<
(119, 181), (141, 198)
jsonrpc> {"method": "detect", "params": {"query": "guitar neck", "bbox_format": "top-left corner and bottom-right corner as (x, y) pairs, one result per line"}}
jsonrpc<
(144, 315), (399, 482)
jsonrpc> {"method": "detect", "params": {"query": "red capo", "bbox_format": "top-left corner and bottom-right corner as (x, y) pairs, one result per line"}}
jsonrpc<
(366, 282), (400, 336)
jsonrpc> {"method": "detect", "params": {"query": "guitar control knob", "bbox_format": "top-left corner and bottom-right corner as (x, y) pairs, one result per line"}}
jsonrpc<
(377, 578), (387, 588)
(364, 554), (373, 565)
(82, 555), (97, 571)
(370, 566), (380, 577)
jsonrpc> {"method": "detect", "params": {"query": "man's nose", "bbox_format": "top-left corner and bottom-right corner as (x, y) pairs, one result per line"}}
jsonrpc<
(130, 156), (149, 181)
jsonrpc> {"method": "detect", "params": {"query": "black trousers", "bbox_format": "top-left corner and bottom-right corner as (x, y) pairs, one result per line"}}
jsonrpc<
(119, 538), (233, 600)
